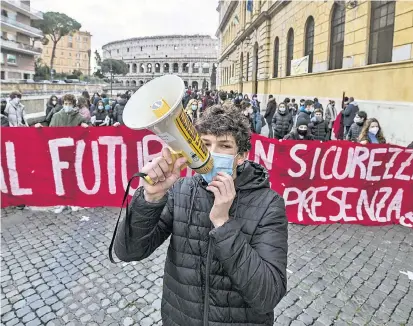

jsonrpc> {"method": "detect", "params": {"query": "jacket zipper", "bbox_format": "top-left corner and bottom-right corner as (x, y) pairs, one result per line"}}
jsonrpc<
(203, 239), (213, 326)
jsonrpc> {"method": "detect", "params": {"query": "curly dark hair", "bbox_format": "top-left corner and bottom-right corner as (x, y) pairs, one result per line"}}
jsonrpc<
(195, 104), (251, 153)
(62, 94), (77, 105)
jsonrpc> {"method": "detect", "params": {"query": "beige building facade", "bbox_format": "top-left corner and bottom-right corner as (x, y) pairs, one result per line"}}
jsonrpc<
(216, 0), (413, 145)
(41, 30), (92, 76)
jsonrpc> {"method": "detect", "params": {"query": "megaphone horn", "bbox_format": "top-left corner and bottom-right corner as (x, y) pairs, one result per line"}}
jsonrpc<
(123, 75), (213, 184)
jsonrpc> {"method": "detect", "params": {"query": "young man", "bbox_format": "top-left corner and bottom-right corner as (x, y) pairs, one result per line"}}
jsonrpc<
(347, 110), (367, 142)
(113, 105), (288, 326)
(284, 118), (314, 140)
(35, 94), (88, 128)
(343, 96), (359, 137)
(264, 94), (277, 138)
(296, 99), (314, 126)
(4, 91), (28, 127)
(310, 108), (329, 141)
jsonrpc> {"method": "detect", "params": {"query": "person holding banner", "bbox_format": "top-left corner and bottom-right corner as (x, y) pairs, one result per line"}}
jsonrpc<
(284, 118), (314, 141)
(112, 105), (288, 326)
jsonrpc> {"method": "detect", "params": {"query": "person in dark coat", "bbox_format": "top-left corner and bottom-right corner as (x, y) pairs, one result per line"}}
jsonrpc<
(113, 94), (128, 126)
(343, 96), (359, 138)
(91, 101), (108, 126)
(347, 111), (367, 142)
(272, 102), (293, 140)
(314, 97), (323, 111)
(112, 104), (288, 326)
(264, 95), (277, 138)
(1, 98), (9, 127)
(296, 99), (313, 127)
(284, 118), (314, 140)
(310, 109), (329, 141)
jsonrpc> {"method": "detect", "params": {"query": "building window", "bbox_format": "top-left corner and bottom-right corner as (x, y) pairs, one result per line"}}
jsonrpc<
(147, 63), (152, 73)
(174, 46), (178, 50)
(304, 16), (315, 73)
(329, 3), (346, 70)
(132, 63), (137, 73)
(7, 54), (16, 64)
(68, 36), (73, 42)
(127, 48), (129, 52)
(83, 37), (88, 42)
(192, 63), (199, 73)
(202, 64), (210, 74)
(246, 52), (250, 81)
(140, 64), (144, 73)
(1, 53), (4, 64)
(273, 37), (279, 77)
(164, 63), (170, 73)
(155, 63), (160, 73)
(182, 63), (189, 73)
(156, 45), (159, 50)
(173, 63), (179, 73)
(140, 46), (143, 51)
(369, 0), (395, 65)
(286, 28), (294, 76)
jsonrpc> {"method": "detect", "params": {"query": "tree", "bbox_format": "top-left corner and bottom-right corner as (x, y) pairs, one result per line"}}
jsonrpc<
(33, 12), (81, 76)
(34, 58), (50, 80)
(101, 59), (129, 75)
(93, 50), (104, 78)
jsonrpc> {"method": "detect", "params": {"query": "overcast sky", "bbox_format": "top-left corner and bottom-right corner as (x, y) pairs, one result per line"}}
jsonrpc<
(32, 0), (219, 67)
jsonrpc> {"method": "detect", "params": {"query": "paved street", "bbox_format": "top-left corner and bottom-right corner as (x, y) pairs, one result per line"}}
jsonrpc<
(1, 207), (412, 326)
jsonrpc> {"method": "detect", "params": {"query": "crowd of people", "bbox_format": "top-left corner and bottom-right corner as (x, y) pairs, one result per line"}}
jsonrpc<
(1, 88), (412, 150)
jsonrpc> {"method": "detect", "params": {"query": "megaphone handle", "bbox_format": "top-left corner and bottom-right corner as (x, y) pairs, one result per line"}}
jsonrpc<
(141, 150), (188, 185)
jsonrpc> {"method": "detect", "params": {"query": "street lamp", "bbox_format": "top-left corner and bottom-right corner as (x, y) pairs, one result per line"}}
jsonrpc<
(102, 49), (113, 97)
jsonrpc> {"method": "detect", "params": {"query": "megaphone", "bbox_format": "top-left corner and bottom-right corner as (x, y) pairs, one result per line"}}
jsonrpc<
(123, 75), (213, 184)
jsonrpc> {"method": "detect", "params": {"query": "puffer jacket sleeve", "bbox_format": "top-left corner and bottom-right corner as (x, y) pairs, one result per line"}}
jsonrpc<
(209, 195), (288, 314)
(113, 187), (174, 262)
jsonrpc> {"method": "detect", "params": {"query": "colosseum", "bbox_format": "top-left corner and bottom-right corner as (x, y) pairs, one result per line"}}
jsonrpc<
(102, 35), (218, 90)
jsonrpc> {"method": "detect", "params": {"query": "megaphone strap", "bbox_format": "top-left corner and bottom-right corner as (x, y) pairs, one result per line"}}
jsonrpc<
(108, 172), (148, 264)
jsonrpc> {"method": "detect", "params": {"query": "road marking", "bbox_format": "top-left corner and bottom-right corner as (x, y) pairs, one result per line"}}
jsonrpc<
(400, 271), (413, 280)
(80, 216), (90, 222)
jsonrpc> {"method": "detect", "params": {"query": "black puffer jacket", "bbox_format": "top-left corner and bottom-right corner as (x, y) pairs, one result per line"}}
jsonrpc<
(272, 111), (293, 139)
(113, 98), (127, 124)
(113, 161), (288, 326)
(310, 119), (329, 141)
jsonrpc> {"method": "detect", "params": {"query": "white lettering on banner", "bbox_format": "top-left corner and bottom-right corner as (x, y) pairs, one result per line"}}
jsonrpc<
(49, 138), (74, 196)
(143, 135), (166, 166)
(320, 146), (335, 180)
(327, 187), (358, 221)
(332, 147), (354, 180)
(0, 165), (8, 193)
(288, 144), (307, 177)
(400, 212), (413, 228)
(75, 140), (101, 195)
(5, 142), (33, 195)
(366, 148), (387, 181)
(383, 148), (402, 180)
(394, 150), (413, 181)
(98, 136), (124, 195)
(309, 148), (321, 180)
(121, 143), (138, 196)
(348, 146), (369, 179)
(283, 186), (407, 225)
(254, 140), (274, 171)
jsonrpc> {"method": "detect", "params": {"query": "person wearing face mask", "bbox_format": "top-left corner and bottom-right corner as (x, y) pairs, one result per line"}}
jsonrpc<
(184, 95), (198, 122)
(4, 91), (28, 127)
(251, 94), (260, 111)
(284, 119), (314, 140)
(358, 118), (386, 145)
(91, 100), (108, 127)
(343, 96), (359, 138)
(271, 103), (293, 140)
(324, 100), (337, 140)
(111, 104), (288, 326)
(243, 94), (250, 102)
(112, 94), (128, 127)
(241, 101), (255, 132)
(310, 109), (329, 141)
(346, 111), (367, 142)
(296, 99), (313, 127)
(77, 96), (91, 123)
(42, 94), (88, 128)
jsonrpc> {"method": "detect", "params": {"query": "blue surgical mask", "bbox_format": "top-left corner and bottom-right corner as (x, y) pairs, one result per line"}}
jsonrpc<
(63, 105), (73, 113)
(201, 152), (236, 184)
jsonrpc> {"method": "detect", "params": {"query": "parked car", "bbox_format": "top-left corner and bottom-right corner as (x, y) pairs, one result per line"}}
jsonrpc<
(52, 80), (66, 84)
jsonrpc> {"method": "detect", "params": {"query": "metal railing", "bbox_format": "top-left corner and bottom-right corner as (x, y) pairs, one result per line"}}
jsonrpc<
(1, 16), (43, 36)
(1, 38), (42, 54)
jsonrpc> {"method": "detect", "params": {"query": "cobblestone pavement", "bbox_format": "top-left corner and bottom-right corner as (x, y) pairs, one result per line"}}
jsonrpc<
(1, 207), (412, 326)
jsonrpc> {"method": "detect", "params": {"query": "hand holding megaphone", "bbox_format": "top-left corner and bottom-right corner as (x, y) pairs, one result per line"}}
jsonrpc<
(142, 148), (187, 203)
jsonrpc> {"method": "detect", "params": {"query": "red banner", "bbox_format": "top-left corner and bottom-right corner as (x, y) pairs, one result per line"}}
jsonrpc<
(1, 127), (412, 228)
